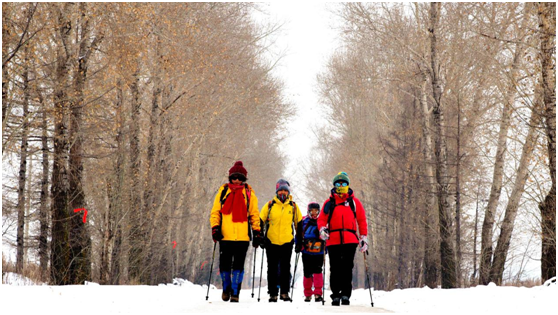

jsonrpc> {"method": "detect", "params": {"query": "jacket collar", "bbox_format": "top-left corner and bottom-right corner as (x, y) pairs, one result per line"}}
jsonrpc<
(273, 194), (292, 205)
(330, 188), (354, 203)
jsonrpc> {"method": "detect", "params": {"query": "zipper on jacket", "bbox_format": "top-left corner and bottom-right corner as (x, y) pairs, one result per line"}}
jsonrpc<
(340, 216), (344, 245)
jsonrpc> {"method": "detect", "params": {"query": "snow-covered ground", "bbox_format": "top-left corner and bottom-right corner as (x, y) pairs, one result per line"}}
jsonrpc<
(1, 273), (555, 314)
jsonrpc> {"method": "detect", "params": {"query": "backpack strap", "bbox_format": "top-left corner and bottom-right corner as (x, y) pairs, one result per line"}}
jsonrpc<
(290, 200), (298, 225)
(263, 200), (275, 240)
(219, 184), (229, 207)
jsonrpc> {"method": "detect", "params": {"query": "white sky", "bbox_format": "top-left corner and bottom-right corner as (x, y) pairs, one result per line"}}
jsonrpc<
(252, 2), (342, 202)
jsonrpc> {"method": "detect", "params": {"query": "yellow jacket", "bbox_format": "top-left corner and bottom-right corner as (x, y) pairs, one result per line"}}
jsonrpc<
(260, 195), (302, 246)
(210, 184), (260, 241)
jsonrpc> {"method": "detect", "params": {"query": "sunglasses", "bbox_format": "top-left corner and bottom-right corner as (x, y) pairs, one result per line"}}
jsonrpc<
(335, 182), (348, 187)
(230, 174), (246, 182)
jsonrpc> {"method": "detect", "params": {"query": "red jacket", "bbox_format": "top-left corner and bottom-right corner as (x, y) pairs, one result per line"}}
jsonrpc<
(317, 189), (368, 246)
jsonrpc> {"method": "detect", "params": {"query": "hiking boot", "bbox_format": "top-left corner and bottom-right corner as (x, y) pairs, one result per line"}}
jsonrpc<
(304, 296), (312, 302)
(331, 297), (341, 306)
(269, 295), (278, 302)
(280, 293), (291, 302)
(341, 296), (350, 305)
(222, 290), (231, 302)
(314, 295), (323, 302)
(230, 295), (239, 303)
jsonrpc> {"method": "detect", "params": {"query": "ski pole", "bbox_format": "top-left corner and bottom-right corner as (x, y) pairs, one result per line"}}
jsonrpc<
(251, 247), (257, 298)
(257, 247), (265, 302)
(290, 252), (300, 303)
(322, 250), (326, 305)
(205, 242), (217, 301)
(363, 251), (374, 307)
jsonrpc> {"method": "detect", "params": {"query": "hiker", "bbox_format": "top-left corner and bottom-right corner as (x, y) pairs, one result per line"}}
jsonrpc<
(260, 179), (302, 302)
(210, 161), (262, 303)
(318, 172), (368, 306)
(295, 202), (325, 302)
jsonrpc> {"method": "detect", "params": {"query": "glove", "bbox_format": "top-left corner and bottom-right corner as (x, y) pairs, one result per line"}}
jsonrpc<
(319, 227), (329, 241)
(252, 230), (262, 248)
(212, 226), (223, 243)
(294, 242), (302, 253)
(359, 235), (368, 253)
(261, 237), (270, 249)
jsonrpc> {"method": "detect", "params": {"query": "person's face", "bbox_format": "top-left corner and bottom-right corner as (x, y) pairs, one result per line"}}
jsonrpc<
(335, 181), (349, 194)
(230, 174), (246, 185)
(309, 208), (319, 218)
(277, 189), (289, 197)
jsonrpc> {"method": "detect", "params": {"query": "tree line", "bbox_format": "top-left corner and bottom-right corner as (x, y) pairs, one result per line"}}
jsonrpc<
(2, 2), (555, 290)
(3, 3), (289, 285)
(307, 2), (555, 289)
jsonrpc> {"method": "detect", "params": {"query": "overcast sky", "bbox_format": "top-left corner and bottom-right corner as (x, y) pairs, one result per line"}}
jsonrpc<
(252, 2), (342, 203)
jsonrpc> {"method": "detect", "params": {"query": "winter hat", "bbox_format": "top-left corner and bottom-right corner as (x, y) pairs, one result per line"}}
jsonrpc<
(332, 171), (350, 185)
(307, 202), (320, 213)
(229, 161), (248, 178)
(275, 179), (290, 193)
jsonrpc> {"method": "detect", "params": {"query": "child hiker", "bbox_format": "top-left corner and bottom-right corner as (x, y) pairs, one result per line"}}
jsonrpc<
(295, 202), (325, 302)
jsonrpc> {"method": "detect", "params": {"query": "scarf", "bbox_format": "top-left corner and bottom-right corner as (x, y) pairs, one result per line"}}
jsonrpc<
(221, 184), (247, 223)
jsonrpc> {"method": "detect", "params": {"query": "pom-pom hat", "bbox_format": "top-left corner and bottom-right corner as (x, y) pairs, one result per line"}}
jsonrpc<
(332, 171), (350, 185)
(229, 161), (248, 178)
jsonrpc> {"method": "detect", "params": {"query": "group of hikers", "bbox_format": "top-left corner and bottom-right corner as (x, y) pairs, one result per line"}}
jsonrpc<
(209, 161), (369, 306)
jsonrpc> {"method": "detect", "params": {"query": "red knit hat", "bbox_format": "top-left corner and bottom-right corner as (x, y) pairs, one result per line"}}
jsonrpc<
(229, 161), (248, 178)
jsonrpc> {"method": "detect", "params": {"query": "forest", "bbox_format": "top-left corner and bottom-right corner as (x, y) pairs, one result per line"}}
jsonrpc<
(2, 2), (555, 290)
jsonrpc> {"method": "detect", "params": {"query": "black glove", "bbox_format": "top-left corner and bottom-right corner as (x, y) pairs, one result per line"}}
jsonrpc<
(252, 230), (262, 248)
(212, 226), (223, 243)
(260, 236), (269, 249)
(294, 242), (302, 253)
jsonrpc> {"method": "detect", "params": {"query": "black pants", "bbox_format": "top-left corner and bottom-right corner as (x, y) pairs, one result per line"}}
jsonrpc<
(219, 241), (249, 272)
(302, 254), (323, 277)
(328, 243), (357, 298)
(265, 241), (293, 296)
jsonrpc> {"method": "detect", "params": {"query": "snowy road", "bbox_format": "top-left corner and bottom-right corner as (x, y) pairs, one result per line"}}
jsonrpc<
(1, 276), (555, 314)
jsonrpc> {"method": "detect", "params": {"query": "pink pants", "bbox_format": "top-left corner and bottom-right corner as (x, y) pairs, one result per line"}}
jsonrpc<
(303, 273), (323, 297)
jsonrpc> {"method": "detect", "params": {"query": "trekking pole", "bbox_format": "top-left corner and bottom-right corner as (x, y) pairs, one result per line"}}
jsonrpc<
(251, 247), (257, 298)
(290, 252), (300, 303)
(322, 251), (326, 305)
(257, 247), (265, 302)
(205, 242), (217, 301)
(363, 251), (374, 307)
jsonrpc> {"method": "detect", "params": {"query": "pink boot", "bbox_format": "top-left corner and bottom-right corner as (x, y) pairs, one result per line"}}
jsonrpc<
(313, 273), (323, 296)
(303, 276), (314, 297)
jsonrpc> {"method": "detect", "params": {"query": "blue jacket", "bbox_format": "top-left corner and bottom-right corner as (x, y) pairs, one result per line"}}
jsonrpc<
(295, 216), (325, 255)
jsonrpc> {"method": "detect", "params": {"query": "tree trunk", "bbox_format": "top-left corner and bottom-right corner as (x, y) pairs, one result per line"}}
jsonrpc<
(419, 71), (439, 289)
(128, 70), (144, 282)
(429, 2), (457, 289)
(538, 1), (556, 282)
(490, 105), (540, 284)
(68, 3), (98, 284)
(455, 94), (462, 288)
(479, 21), (526, 286)
(143, 31), (162, 284)
(16, 47), (30, 273)
(39, 91), (49, 282)
(50, 3), (72, 285)
(109, 79), (126, 285)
